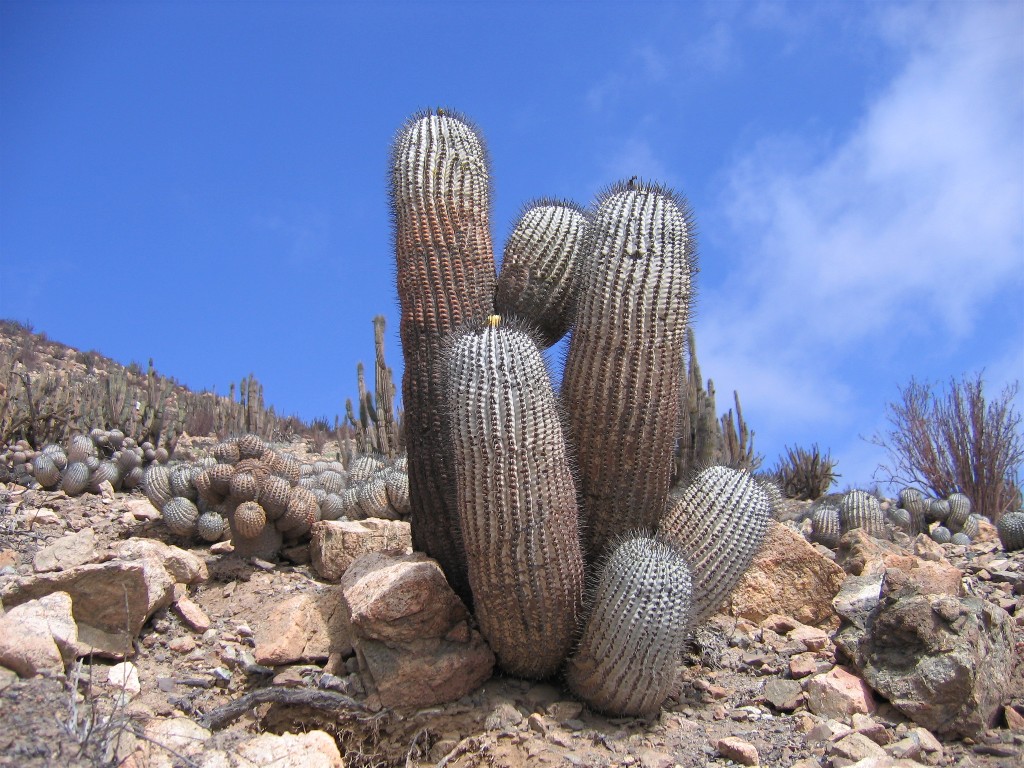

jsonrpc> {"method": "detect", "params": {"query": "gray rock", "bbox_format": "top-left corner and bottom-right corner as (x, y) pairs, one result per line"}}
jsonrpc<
(833, 573), (883, 629)
(32, 528), (97, 572)
(846, 592), (1015, 738)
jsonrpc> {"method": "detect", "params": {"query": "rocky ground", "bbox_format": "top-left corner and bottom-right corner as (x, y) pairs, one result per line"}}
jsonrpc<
(0, 437), (1022, 768)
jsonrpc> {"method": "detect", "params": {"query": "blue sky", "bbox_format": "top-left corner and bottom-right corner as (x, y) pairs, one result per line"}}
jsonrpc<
(2, 0), (1022, 491)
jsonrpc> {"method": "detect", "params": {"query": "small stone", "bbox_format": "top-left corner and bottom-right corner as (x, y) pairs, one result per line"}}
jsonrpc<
(157, 677), (176, 692)
(108, 661), (141, 697)
(852, 713), (890, 745)
(716, 736), (759, 766)
(1005, 705), (1024, 731)
(908, 727), (942, 755)
(790, 652), (824, 678)
(210, 541), (234, 554)
(789, 624), (830, 651)
(527, 713), (549, 735)
(173, 596), (211, 633)
(806, 666), (876, 720)
(169, 636), (196, 654)
(831, 732), (887, 762)
(547, 700), (584, 723)
(484, 702), (523, 731)
(763, 679), (803, 711)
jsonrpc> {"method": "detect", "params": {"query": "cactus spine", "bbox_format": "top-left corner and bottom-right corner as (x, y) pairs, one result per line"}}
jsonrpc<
(391, 109), (497, 602)
(445, 317), (584, 679)
(494, 199), (590, 347)
(562, 181), (695, 560)
(566, 534), (692, 716)
(659, 466), (771, 627)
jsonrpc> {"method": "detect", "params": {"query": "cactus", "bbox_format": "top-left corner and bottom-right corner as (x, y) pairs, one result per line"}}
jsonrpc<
(945, 492), (972, 533)
(391, 108), (498, 602)
(60, 461), (91, 496)
(950, 532), (972, 546)
(563, 181), (695, 560)
(931, 525), (952, 544)
(810, 503), (842, 548)
(996, 511), (1024, 551)
(383, 467), (410, 516)
(89, 460), (120, 491)
(355, 474), (394, 520)
(444, 317), (585, 678)
(196, 511), (226, 543)
(928, 497), (951, 524)
(566, 533), (692, 717)
(961, 513), (980, 540)
(494, 199), (590, 347)
(659, 466), (771, 626)
(888, 507), (913, 532)
(163, 496), (200, 537)
(233, 501), (267, 539)
(898, 488), (928, 534)
(839, 490), (886, 538)
(32, 452), (61, 489)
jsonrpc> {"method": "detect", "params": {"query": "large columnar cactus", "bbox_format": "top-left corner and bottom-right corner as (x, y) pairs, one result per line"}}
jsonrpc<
(562, 181), (695, 560)
(659, 466), (772, 626)
(445, 317), (585, 679)
(494, 199), (591, 348)
(390, 109), (497, 602)
(566, 533), (692, 717)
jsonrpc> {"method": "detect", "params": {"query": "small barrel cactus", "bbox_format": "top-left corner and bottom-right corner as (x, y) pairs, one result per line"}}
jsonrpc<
(928, 498), (951, 524)
(232, 501), (268, 539)
(143, 464), (174, 511)
(996, 511), (1024, 551)
(32, 453), (61, 490)
(898, 488), (928, 534)
(945, 492), (972, 533)
(659, 465), (771, 626)
(961, 513), (980, 540)
(950, 532), (972, 546)
(196, 511), (226, 543)
(810, 503), (842, 548)
(566, 533), (692, 717)
(839, 490), (885, 538)
(931, 525), (952, 544)
(494, 198), (591, 347)
(163, 496), (200, 537)
(888, 507), (912, 532)
(61, 461), (92, 496)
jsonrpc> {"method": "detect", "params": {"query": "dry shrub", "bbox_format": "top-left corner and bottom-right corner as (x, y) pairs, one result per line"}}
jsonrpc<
(772, 443), (837, 500)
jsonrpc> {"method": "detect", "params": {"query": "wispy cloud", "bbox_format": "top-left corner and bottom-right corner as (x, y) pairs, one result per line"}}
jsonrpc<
(699, 0), (1024, 484)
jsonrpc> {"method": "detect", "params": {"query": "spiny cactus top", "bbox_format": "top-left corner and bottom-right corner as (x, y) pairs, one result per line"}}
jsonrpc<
(566, 533), (692, 717)
(391, 108), (498, 603)
(563, 181), (695, 561)
(494, 199), (591, 347)
(444, 317), (584, 679)
(997, 511), (1024, 551)
(839, 489), (885, 537)
(660, 465), (771, 627)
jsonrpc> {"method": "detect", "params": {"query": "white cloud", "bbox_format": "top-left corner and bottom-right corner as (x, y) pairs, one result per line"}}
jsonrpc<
(699, 0), (1023, 484)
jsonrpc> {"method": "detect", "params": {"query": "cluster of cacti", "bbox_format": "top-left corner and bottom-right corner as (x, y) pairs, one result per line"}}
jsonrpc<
(142, 433), (411, 556)
(344, 316), (404, 458)
(1, 428), (169, 495)
(996, 511), (1024, 551)
(391, 109), (773, 717)
(673, 328), (759, 485)
(772, 443), (837, 501)
(889, 487), (982, 544)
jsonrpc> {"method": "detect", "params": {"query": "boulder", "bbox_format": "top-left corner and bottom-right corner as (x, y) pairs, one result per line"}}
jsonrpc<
(806, 666), (877, 720)
(846, 592), (1015, 738)
(32, 528), (98, 572)
(0, 591), (78, 676)
(310, 518), (412, 581)
(232, 730), (343, 768)
(254, 587), (352, 665)
(341, 551), (495, 708)
(728, 522), (846, 629)
(115, 538), (209, 585)
(1, 559), (175, 657)
(836, 531), (961, 597)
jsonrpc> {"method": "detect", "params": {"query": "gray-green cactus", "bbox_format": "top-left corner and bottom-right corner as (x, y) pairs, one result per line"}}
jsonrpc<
(945, 492), (972, 533)
(997, 511), (1024, 551)
(659, 466), (771, 626)
(931, 525), (952, 544)
(563, 181), (695, 561)
(61, 461), (91, 496)
(839, 490), (886, 538)
(445, 317), (585, 679)
(566, 533), (692, 716)
(391, 109), (498, 603)
(494, 199), (591, 348)
(810, 503), (842, 548)
(898, 488), (928, 534)
(163, 496), (200, 537)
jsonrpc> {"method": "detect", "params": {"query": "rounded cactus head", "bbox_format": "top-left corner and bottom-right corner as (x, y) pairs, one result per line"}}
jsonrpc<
(566, 533), (692, 717)
(196, 511), (226, 543)
(810, 503), (842, 548)
(163, 496), (200, 537)
(232, 501), (268, 539)
(143, 464), (174, 511)
(930, 525), (952, 544)
(996, 511), (1024, 552)
(61, 461), (92, 496)
(32, 453), (61, 490)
